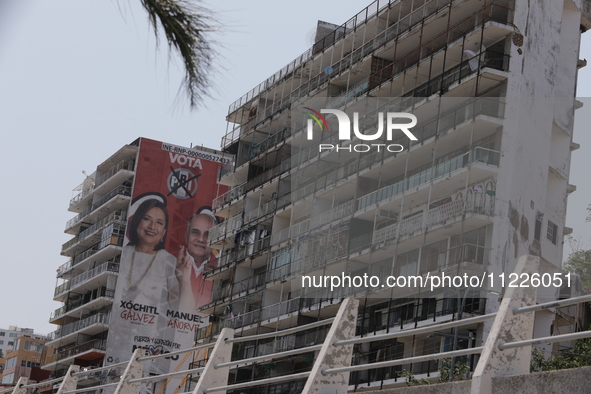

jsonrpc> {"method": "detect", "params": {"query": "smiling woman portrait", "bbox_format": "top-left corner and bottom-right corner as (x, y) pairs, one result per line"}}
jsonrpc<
(121, 198), (178, 308)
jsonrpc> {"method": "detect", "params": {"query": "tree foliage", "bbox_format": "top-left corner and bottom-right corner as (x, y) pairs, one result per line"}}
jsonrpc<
(564, 249), (591, 293)
(137, 0), (217, 108)
(398, 359), (469, 386)
(531, 338), (591, 372)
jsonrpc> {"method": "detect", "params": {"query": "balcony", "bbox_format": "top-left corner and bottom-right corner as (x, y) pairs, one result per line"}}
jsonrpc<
(213, 183), (245, 211)
(54, 260), (119, 300)
(72, 234), (123, 271)
(225, 2), (512, 150)
(56, 259), (73, 279)
(62, 210), (127, 257)
(245, 159), (291, 192)
(210, 235), (272, 279)
(420, 243), (490, 275)
(230, 299), (302, 329)
(64, 185), (131, 233)
(271, 200), (355, 247)
(94, 159), (134, 191)
(212, 272), (266, 304)
(372, 193), (494, 245)
(357, 297), (487, 336)
(43, 339), (106, 369)
(69, 177), (95, 213)
(225, 0), (475, 130)
(209, 214), (243, 245)
(244, 194), (291, 224)
(50, 287), (115, 324)
(290, 115), (499, 208)
(47, 312), (110, 345)
(357, 147), (500, 212)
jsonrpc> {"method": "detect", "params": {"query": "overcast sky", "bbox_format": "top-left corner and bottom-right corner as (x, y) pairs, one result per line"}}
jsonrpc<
(1, 1), (590, 335)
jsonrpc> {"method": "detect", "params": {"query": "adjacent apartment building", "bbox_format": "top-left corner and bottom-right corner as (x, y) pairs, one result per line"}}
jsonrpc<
(197, 0), (591, 391)
(43, 137), (228, 387)
(0, 327), (38, 359)
(0, 331), (52, 387)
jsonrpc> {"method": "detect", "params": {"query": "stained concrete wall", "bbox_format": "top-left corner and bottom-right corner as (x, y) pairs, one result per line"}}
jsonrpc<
(362, 366), (591, 394)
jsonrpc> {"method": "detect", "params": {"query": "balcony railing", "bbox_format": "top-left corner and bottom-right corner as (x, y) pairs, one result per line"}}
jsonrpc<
(357, 297), (487, 337)
(69, 178), (95, 210)
(45, 339), (107, 365)
(225, 1), (511, 151)
(243, 194), (291, 224)
(95, 159), (135, 189)
(72, 233), (124, 267)
(213, 183), (245, 210)
(63, 222), (125, 258)
(209, 214), (243, 243)
(54, 282), (71, 298)
(49, 313), (110, 340)
(230, 299), (302, 329)
(65, 185), (131, 231)
(219, 162), (235, 179)
(54, 260), (120, 298)
(226, 0), (450, 118)
(286, 97), (502, 208)
(372, 193), (495, 244)
(56, 260), (73, 278)
(358, 147), (500, 211)
(245, 159), (291, 192)
(421, 243), (490, 274)
(211, 272), (266, 303)
(51, 288), (115, 321)
(77, 210), (126, 244)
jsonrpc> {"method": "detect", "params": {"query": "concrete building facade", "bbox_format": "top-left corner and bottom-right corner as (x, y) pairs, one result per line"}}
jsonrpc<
(198, 0), (591, 391)
(0, 333), (52, 387)
(0, 327), (42, 360)
(44, 137), (228, 392)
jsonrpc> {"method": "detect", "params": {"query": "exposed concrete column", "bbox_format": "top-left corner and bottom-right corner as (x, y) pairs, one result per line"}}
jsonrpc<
(11, 377), (28, 394)
(192, 327), (234, 394)
(302, 298), (359, 394)
(56, 365), (81, 394)
(114, 349), (145, 394)
(471, 255), (539, 394)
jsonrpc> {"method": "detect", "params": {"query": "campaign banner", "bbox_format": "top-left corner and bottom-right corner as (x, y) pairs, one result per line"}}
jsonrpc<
(105, 138), (228, 392)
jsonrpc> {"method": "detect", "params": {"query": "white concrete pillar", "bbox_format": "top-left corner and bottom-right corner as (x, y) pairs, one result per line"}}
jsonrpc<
(11, 377), (28, 394)
(192, 327), (235, 394)
(302, 298), (359, 394)
(56, 365), (81, 394)
(114, 348), (145, 394)
(471, 255), (539, 394)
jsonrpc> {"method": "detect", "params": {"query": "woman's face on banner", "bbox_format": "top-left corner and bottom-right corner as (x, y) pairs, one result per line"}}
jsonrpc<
(137, 207), (167, 250)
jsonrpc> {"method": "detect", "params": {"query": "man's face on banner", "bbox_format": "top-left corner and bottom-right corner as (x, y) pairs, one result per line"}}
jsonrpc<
(187, 215), (213, 261)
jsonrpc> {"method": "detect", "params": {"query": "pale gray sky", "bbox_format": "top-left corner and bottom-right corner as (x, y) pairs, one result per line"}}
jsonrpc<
(0, 1), (590, 335)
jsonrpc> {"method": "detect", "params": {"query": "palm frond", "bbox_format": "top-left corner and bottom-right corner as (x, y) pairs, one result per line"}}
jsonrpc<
(140, 0), (216, 109)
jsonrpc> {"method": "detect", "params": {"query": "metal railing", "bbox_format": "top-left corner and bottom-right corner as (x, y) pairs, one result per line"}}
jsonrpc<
(47, 313), (110, 341)
(224, 0), (491, 142)
(209, 214), (243, 243)
(65, 185), (131, 231)
(72, 233), (124, 267)
(212, 183), (245, 211)
(95, 159), (135, 189)
(78, 210), (126, 243)
(45, 339), (107, 365)
(50, 289), (115, 321)
(69, 178), (95, 210)
(55, 260), (119, 298)
(24, 256), (591, 394)
(358, 147), (500, 211)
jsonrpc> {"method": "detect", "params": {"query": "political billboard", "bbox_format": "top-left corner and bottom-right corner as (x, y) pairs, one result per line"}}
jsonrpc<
(104, 138), (230, 392)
